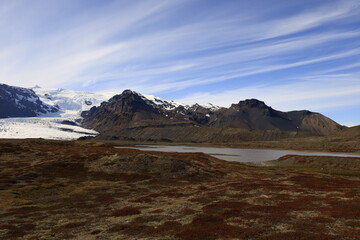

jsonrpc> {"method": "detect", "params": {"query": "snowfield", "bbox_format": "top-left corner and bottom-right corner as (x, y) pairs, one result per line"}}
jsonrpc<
(33, 87), (116, 119)
(0, 117), (98, 140)
(0, 87), (117, 140)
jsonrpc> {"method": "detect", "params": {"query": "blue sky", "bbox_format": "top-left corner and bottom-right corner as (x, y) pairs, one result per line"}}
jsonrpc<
(0, 0), (359, 126)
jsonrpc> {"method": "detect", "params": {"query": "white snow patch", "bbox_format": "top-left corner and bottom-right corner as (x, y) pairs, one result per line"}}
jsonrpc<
(0, 117), (98, 140)
(141, 93), (185, 110)
(201, 103), (221, 111)
(34, 88), (116, 119)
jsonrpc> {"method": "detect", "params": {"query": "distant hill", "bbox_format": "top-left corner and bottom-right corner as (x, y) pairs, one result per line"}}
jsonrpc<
(208, 99), (342, 135)
(81, 90), (345, 142)
(331, 125), (360, 139)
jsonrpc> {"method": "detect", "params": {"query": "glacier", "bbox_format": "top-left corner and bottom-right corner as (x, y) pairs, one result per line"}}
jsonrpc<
(0, 86), (220, 140)
(0, 87), (116, 140)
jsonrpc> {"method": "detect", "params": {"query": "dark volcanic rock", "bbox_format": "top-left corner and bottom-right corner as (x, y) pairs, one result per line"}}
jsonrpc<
(81, 90), (172, 132)
(81, 90), (220, 134)
(0, 83), (59, 118)
(208, 99), (343, 135)
(81, 91), (345, 141)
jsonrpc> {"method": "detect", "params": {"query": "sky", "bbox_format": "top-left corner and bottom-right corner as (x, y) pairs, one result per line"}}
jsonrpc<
(0, 0), (359, 126)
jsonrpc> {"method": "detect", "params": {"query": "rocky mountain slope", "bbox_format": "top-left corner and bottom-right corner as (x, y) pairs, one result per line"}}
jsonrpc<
(81, 90), (218, 132)
(208, 99), (342, 135)
(82, 90), (345, 142)
(332, 125), (360, 139)
(0, 83), (59, 118)
(0, 84), (347, 141)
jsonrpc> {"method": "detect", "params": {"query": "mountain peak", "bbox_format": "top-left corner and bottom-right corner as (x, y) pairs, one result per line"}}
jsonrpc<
(238, 99), (268, 108)
(111, 89), (184, 111)
(121, 89), (139, 96)
(32, 85), (41, 89)
(0, 84), (347, 140)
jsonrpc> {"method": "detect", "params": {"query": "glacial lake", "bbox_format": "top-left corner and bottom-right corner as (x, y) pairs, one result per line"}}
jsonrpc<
(117, 145), (360, 163)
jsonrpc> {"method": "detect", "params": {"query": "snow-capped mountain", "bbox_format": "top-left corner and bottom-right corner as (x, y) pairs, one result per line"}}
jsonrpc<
(0, 85), (200, 140)
(81, 90), (345, 141)
(106, 89), (219, 112)
(0, 83), (59, 118)
(0, 84), (345, 141)
(32, 87), (116, 119)
(0, 85), (117, 140)
(81, 89), (222, 135)
(140, 92), (183, 111)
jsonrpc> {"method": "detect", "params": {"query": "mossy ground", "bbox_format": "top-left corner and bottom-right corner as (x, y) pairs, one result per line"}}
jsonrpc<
(1, 140), (359, 239)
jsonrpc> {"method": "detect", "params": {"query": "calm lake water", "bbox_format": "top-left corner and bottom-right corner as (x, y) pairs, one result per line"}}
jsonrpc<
(117, 145), (360, 163)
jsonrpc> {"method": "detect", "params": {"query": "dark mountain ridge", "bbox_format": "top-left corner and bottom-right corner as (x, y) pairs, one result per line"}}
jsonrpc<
(81, 90), (345, 141)
(208, 99), (341, 135)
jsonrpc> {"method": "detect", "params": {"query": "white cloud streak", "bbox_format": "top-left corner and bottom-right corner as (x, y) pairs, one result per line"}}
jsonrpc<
(0, 0), (359, 121)
(174, 74), (360, 112)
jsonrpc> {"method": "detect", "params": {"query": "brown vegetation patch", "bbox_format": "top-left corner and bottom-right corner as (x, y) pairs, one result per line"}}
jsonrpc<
(259, 231), (338, 240)
(323, 200), (360, 218)
(87, 153), (223, 180)
(51, 221), (90, 234)
(108, 224), (129, 233)
(90, 229), (102, 235)
(0, 223), (36, 239)
(1, 140), (360, 240)
(110, 206), (142, 217)
(288, 174), (357, 191)
(108, 222), (156, 236)
(177, 214), (244, 240)
(203, 200), (253, 218)
(130, 195), (155, 203)
(5, 206), (43, 216)
(155, 221), (183, 234)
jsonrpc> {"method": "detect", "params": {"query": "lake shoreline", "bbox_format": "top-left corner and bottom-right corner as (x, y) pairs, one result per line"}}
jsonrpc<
(115, 145), (360, 163)
(100, 138), (360, 154)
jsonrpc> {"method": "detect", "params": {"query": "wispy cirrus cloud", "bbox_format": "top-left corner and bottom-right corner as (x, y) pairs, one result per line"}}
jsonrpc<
(0, 0), (359, 124)
(174, 73), (360, 111)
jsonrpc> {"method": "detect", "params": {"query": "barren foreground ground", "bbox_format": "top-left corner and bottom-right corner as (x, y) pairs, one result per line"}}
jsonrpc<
(1, 140), (360, 239)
